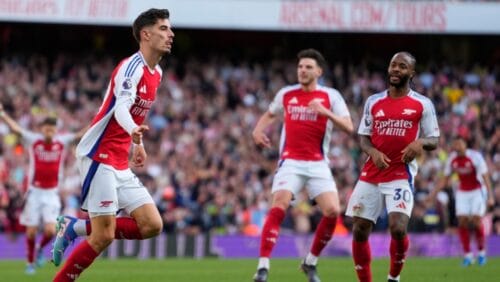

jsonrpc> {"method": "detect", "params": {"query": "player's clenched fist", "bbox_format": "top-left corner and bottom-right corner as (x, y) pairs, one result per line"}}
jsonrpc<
(132, 125), (149, 145)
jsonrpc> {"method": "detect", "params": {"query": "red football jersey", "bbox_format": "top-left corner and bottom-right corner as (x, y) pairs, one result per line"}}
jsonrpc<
(22, 130), (75, 189)
(358, 90), (440, 184)
(76, 52), (162, 170)
(269, 84), (350, 161)
(444, 149), (488, 191)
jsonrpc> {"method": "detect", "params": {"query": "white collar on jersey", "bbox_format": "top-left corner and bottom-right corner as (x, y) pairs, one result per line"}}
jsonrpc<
(138, 51), (157, 74)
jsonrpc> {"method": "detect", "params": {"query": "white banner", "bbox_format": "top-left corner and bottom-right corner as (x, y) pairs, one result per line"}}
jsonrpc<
(0, 0), (499, 34)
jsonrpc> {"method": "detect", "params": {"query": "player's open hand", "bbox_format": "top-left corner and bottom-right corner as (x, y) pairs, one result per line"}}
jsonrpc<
(401, 140), (423, 163)
(369, 149), (391, 169)
(308, 99), (328, 116)
(252, 131), (271, 148)
(131, 125), (149, 145)
(131, 144), (147, 167)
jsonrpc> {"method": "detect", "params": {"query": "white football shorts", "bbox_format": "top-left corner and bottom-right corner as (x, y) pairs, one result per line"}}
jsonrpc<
(455, 187), (487, 217)
(271, 159), (337, 199)
(20, 186), (61, 226)
(78, 156), (154, 217)
(346, 179), (414, 223)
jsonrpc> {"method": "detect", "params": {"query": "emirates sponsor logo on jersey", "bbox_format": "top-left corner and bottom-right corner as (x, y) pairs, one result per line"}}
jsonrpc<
(402, 108), (417, 115)
(34, 145), (62, 162)
(287, 105), (318, 121)
(131, 97), (155, 117)
(374, 119), (413, 137)
(453, 161), (473, 174)
(374, 109), (385, 117)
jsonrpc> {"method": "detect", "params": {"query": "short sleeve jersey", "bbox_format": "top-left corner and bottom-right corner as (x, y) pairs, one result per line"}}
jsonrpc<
(444, 149), (488, 191)
(269, 84), (350, 161)
(358, 90), (440, 184)
(22, 130), (75, 189)
(76, 52), (162, 170)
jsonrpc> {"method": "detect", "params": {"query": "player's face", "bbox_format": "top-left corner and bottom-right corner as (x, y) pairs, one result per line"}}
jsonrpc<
(297, 58), (322, 86)
(452, 139), (467, 154)
(145, 18), (175, 54)
(388, 54), (414, 88)
(41, 124), (57, 140)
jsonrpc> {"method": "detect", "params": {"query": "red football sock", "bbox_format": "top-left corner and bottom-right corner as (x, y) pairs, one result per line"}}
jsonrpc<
(259, 207), (285, 257)
(310, 216), (337, 256)
(353, 240), (372, 282)
(26, 237), (35, 264)
(53, 240), (99, 282)
(39, 234), (53, 249)
(475, 222), (485, 251)
(389, 235), (409, 278)
(458, 226), (471, 253)
(85, 217), (143, 239)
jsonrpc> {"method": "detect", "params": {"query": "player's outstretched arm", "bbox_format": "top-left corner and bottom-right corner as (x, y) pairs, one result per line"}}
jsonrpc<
(252, 111), (276, 149)
(359, 135), (390, 169)
(0, 103), (23, 135)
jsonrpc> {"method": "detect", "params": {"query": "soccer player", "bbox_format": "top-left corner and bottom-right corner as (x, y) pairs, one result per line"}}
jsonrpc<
(428, 136), (495, 266)
(0, 103), (84, 275)
(252, 49), (354, 282)
(52, 8), (174, 282)
(345, 52), (440, 282)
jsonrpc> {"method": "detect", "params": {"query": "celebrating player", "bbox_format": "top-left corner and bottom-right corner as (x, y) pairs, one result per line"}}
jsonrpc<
(52, 8), (174, 282)
(252, 48), (354, 282)
(0, 104), (84, 275)
(428, 136), (495, 266)
(345, 52), (440, 282)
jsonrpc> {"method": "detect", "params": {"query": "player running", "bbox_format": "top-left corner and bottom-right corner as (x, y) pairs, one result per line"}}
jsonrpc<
(52, 8), (174, 282)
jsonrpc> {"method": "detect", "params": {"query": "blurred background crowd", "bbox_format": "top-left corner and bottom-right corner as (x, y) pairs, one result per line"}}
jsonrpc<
(0, 26), (498, 238)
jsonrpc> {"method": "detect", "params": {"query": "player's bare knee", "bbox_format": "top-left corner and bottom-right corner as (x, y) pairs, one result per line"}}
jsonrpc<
(389, 224), (407, 240)
(89, 231), (114, 251)
(352, 221), (372, 241)
(321, 205), (340, 218)
(141, 219), (163, 238)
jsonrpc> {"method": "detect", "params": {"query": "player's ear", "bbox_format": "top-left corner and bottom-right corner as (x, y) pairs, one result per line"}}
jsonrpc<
(141, 28), (151, 41)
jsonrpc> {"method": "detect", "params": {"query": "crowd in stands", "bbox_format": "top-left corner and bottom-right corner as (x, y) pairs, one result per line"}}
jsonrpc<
(0, 52), (498, 236)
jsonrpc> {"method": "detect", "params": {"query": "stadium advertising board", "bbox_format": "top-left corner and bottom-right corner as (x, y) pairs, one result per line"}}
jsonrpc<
(0, 0), (499, 34)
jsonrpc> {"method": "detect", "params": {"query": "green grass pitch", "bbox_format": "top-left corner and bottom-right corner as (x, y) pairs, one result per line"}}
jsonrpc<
(1, 257), (498, 282)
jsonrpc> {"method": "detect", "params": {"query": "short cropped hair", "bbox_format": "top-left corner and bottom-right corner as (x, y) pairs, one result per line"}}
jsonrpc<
(41, 117), (57, 126)
(297, 49), (327, 69)
(132, 8), (170, 43)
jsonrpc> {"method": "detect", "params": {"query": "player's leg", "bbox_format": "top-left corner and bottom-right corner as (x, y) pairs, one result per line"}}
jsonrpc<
(19, 190), (40, 274)
(25, 226), (38, 274)
(346, 181), (382, 282)
(117, 172), (162, 239)
(300, 172), (340, 282)
(54, 214), (116, 282)
(37, 191), (60, 267)
(471, 190), (487, 265)
(455, 190), (473, 265)
(387, 213), (410, 282)
(383, 180), (413, 282)
(254, 162), (304, 282)
(472, 215), (487, 265)
(53, 160), (119, 281)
